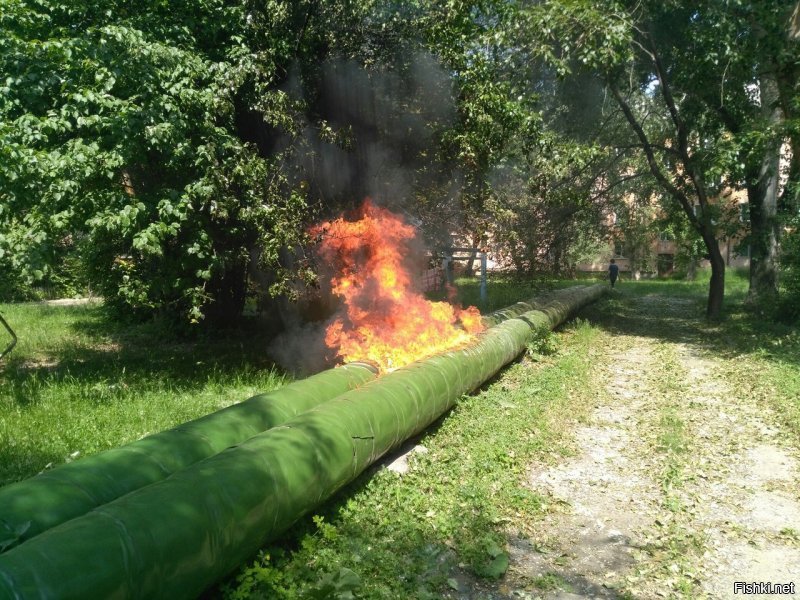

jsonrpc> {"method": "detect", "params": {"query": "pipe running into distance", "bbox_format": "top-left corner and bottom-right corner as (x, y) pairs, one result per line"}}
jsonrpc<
(0, 284), (607, 599)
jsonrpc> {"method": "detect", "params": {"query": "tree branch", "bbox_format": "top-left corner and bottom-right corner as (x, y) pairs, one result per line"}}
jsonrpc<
(646, 32), (710, 208)
(294, 0), (318, 56)
(587, 172), (649, 204)
(608, 83), (700, 230)
(614, 142), (681, 157)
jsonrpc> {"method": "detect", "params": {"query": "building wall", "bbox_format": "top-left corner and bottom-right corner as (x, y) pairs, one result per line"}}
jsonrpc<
(576, 238), (750, 274)
(577, 189), (752, 275)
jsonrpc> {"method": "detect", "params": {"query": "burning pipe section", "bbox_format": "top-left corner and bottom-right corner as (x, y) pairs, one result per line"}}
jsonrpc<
(0, 363), (377, 552)
(0, 284), (607, 599)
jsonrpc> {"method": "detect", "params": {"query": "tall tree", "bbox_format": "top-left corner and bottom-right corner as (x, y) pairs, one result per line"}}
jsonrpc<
(0, 0), (323, 321)
(524, 0), (800, 318)
(523, 1), (727, 316)
(642, 0), (799, 303)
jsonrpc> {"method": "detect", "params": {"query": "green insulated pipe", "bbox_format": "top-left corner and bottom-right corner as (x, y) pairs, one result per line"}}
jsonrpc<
(0, 285), (584, 553)
(0, 362), (377, 552)
(481, 285), (587, 327)
(0, 284), (606, 599)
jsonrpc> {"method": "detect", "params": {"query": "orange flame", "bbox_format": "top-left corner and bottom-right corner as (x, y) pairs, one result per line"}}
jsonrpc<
(311, 200), (484, 370)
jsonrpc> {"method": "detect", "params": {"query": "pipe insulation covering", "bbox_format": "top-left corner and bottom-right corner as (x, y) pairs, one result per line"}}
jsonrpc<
(0, 284), (585, 553)
(481, 285), (587, 327)
(0, 284), (606, 599)
(0, 284), (583, 553)
(0, 363), (377, 552)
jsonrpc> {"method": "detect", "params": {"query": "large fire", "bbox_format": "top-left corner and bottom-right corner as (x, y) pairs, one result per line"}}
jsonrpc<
(311, 200), (484, 370)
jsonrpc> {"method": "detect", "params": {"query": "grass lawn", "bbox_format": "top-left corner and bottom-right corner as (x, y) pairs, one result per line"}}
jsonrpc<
(428, 272), (590, 313)
(0, 303), (285, 486)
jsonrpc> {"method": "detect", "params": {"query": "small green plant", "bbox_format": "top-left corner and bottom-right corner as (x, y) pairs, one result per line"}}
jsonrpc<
(526, 327), (560, 358)
(779, 527), (800, 543)
(312, 515), (339, 542)
(466, 536), (510, 579)
(531, 572), (569, 591)
(225, 551), (301, 600)
(307, 568), (361, 600)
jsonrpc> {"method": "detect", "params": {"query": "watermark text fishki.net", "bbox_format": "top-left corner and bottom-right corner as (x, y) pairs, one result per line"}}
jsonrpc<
(734, 581), (796, 595)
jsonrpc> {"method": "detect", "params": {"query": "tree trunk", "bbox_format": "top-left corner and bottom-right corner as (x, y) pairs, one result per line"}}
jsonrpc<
(205, 262), (248, 326)
(464, 232), (483, 277)
(746, 74), (783, 303)
(702, 228), (726, 319)
(551, 242), (563, 276)
(464, 249), (477, 277)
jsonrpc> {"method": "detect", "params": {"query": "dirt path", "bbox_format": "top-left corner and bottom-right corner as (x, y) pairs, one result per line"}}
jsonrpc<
(42, 297), (100, 306)
(676, 342), (800, 599)
(502, 295), (800, 599)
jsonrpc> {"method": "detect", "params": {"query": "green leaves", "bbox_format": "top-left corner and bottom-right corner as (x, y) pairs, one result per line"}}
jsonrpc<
(523, 0), (633, 77)
(473, 538), (510, 579)
(307, 568), (362, 600)
(0, 0), (316, 319)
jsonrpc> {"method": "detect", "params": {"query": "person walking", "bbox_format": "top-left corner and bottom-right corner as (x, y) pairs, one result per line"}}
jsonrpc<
(608, 259), (619, 288)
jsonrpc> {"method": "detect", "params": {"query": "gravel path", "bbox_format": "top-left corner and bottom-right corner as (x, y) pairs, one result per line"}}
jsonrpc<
(500, 295), (800, 599)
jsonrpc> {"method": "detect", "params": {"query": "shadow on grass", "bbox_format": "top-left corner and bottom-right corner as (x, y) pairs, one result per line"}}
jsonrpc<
(0, 304), (284, 407)
(0, 445), (66, 483)
(575, 280), (799, 368)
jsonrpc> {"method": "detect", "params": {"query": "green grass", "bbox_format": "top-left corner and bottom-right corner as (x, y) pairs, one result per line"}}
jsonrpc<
(645, 345), (699, 595)
(0, 302), (287, 486)
(429, 272), (592, 313)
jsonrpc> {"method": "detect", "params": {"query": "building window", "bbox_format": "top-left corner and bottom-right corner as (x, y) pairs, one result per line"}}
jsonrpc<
(659, 231), (674, 242)
(613, 241), (625, 257)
